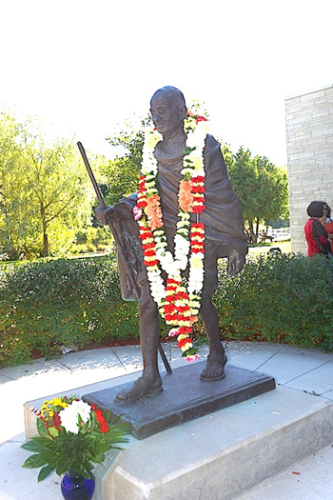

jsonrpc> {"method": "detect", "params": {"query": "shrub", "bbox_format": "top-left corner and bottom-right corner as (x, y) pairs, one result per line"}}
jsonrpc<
(1, 252), (333, 368)
(214, 252), (333, 352)
(0, 256), (139, 367)
(71, 227), (114, 254)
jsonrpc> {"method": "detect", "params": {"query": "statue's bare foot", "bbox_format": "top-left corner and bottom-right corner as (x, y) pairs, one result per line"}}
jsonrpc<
(200, 355), (227, 381)
(115, 377), (163, 404)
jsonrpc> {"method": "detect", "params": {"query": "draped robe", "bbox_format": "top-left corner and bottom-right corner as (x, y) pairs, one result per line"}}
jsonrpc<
(111, 134), (247, 300)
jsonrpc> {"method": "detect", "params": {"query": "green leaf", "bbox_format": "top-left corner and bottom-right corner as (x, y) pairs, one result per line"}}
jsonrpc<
(37, 418), (50, 438)
(92, 454), (105, 464)
(21, 439), (43, 452)
(38, 465), (54, 482)
(22, 454), (48, 470)
(48, 427), (59, 438)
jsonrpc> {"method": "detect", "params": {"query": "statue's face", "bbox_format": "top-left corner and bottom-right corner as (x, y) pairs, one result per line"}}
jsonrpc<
(150, 91), (183, 139)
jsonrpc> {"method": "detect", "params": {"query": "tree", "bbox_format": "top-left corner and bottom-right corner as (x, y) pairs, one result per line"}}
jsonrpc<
(228, 148), (288, 243)
(0, 112), (31, 258)
(23, 135), (95, 257)
(103, 119), (149, 205)
(0, 112), (96, 258)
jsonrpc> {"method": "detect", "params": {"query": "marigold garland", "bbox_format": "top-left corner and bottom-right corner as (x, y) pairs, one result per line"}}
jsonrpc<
(134, 106), (209, 361)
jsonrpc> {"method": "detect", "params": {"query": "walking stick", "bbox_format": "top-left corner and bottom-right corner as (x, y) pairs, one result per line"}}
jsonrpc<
(77, 142), (172, 374)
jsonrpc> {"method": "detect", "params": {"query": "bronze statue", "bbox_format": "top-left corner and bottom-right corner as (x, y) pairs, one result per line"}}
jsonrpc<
(96, 86), (247, 403)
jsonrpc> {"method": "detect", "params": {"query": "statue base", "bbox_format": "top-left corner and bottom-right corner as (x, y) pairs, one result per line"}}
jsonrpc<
(23, 362), (333, 500)
(83, 361), (275, 439)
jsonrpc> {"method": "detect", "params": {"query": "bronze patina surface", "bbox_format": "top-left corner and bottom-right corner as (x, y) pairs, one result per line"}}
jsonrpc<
(95, 86), (248, 403)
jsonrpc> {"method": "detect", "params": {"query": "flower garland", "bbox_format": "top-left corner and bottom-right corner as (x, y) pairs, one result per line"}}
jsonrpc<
(133, 106), (209, 361)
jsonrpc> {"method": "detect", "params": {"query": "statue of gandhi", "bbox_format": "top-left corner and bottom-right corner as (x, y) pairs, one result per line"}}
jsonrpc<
(96, 86), (247, 403)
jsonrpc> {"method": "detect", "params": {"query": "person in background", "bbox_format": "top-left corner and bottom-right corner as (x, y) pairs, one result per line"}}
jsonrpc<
(323, 203), (333, 253)
(304, 201), (332, 258)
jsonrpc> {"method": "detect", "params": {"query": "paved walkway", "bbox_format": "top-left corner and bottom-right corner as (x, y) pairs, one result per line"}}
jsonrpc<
(0, 341), (333, 499)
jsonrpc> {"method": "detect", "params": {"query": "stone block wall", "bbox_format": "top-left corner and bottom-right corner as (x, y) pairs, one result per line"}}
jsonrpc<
(285, 85), (333, 254)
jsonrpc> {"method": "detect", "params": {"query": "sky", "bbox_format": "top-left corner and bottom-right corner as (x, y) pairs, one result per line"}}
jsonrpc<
(0, 0), (332, 167)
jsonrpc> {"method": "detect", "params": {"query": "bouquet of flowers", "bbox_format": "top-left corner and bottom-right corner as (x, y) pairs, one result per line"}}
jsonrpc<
(22, 395), (129, 482)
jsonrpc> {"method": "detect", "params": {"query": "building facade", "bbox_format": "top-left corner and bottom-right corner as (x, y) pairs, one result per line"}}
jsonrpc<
(285, 85), (333, 254)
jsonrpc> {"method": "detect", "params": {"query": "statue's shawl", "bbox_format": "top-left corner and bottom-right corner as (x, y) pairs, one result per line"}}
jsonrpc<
(110, 194), (142, 301)
(112, 134), (247, 300)
(156, 134), (247, 257)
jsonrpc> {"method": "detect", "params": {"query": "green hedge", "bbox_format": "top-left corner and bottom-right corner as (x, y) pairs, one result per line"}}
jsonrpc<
(0, 256), (139, 367)
(214, 252), (333, 352)
(1, 252), (333, 368)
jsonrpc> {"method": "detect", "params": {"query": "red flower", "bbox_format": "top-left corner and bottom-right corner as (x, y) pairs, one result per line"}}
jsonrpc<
(137, 200), (148, 208)
(191, 247), (205, 254)
(53, 413), (62, 430)
(139, 229), (154, 239)
(99, 421), (109, 433)
(163, 304), (177, 314)
(95, 409), (104, 422)
(178, 337), (191, 348)
(191, 222), (205, 230)
(144, 259), (159, 266)
(193, 205), (205, 214)
(191, 175), (205, 183)
(196, 116), (207, 124)
(176, 305), (191, 313)
(167, 278), (180, 286)
(179, 326), (192, 334)
(193, 196), (205, 203)
(142, 242), (155, 250)
(191, 231), (204, 239)
(165, 313), (178, 322)
(192, 185), (205, 193)
(143, 249), (156, 257)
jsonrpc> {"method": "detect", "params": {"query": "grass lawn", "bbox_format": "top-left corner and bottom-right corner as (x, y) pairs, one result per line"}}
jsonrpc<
(248, 240), (291, 256)
(0, 242), (293, 269)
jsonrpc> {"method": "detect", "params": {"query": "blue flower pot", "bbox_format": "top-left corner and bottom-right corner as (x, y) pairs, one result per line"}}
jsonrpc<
(61, 470), (95, 500)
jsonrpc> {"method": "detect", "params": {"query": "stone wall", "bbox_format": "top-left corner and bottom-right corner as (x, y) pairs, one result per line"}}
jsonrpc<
(285, 85), (333, 254)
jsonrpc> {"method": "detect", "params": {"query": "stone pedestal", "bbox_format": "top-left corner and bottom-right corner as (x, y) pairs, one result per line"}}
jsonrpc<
(23, 364), (333, 500)
(93, 387), (333, 500)
(83, 362), (276, 439)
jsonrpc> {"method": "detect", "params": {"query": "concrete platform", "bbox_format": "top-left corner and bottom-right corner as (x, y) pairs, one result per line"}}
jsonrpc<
(1, 341), (333, 499)
(96, 386), (333, 500)
(235, 444), (333, 500)
(22, 365), (333, 500)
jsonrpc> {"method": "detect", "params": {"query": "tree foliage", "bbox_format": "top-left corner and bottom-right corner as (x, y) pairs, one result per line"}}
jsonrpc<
(103, 119), (149, 205)
(228, 147), (289, 242)
(0, 112), (96, 258)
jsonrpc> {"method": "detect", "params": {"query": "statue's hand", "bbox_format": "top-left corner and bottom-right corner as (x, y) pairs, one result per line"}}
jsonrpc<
(227, 249), (245, 275)
(95, 206), (113, 226)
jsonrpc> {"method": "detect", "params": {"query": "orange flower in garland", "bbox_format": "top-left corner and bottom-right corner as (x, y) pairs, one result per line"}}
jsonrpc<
(179, 180), (194, 212)
(146, 194), (163, 231)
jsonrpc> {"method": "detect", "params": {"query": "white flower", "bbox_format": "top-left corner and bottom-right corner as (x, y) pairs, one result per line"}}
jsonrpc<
(59, 400), (91, 434)
(186, 130), (198, 148)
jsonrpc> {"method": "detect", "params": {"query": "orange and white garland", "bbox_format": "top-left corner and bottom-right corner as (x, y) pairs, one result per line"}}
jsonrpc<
(133, 109), (209, 360)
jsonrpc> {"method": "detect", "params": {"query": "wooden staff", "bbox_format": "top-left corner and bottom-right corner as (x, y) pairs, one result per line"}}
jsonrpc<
(77, 141), (172, 375)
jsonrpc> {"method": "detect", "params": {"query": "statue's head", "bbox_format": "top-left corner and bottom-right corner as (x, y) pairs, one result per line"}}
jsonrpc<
(150, 86), (187, 139)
